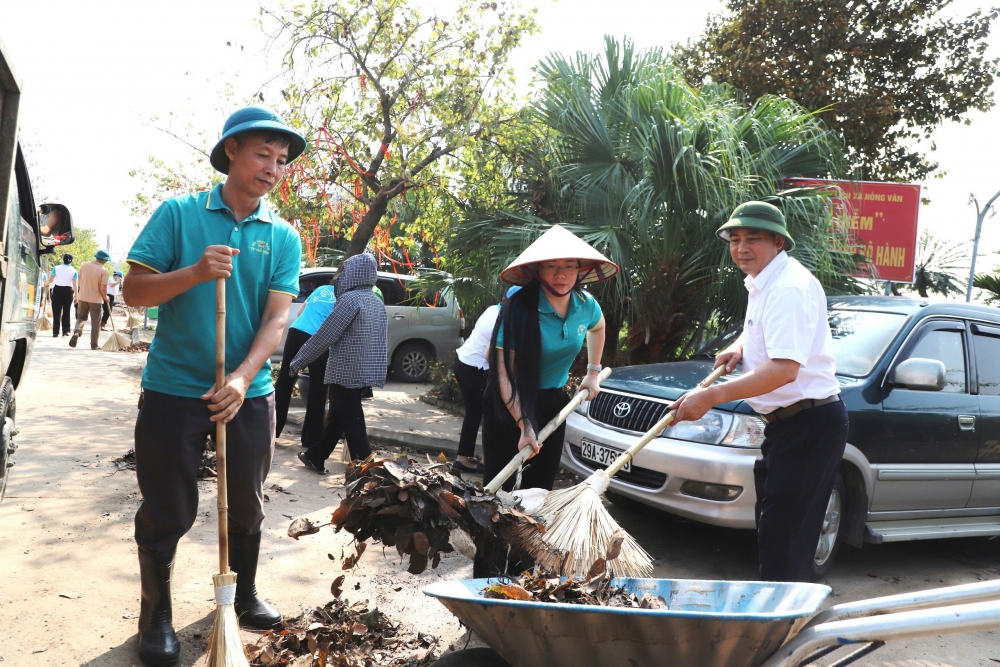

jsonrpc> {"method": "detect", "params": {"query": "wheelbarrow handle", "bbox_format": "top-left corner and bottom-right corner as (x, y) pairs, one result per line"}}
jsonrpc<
(484, 367), (612, 494)
(806, 577), (1000, 627)
(760, 598), (1000, 667)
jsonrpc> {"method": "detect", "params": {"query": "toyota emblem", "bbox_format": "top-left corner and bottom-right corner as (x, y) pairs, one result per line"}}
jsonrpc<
(613, 401), (632, 418)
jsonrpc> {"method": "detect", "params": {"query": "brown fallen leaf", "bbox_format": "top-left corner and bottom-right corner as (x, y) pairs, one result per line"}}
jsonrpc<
(412, 532), (430, 555)
(483, 583), (532, 601)
(606, 530), (626, 561)
(585, 558), (607, 581)
(352, 622), (368, 636)
(449, 527), (477, 560)
(287, 517), (321, 540)
(639, 593), (669, 610)
(331, 575), (346, 598)
(59, 592), (82, 599)
(437, 452), (448, 463)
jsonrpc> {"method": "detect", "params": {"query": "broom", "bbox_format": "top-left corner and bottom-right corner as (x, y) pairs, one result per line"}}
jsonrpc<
(206, 276), (250, 667)
(516, 364), (729, 579)
(127, 308), (142, 328)
(37, 291), (53, 332)
(101, 312), (131, 351)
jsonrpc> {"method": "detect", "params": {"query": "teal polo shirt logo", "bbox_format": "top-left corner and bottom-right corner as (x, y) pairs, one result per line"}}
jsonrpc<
(127, 184), (301, 400)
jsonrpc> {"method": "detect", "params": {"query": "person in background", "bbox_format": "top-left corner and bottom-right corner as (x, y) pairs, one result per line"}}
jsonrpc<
(450, 285), (521, 473)
(290, 253), (387, 473)
(70, 250), (110, 349)
(102, 271), (124, 330)
(274, 280), (335, 448)
(46, 253), (76, 337)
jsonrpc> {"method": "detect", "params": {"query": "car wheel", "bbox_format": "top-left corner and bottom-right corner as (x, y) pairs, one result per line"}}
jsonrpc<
(810, 472), (845, 580)
(393, 342), (432, 382)
(0, 378), (16, 504)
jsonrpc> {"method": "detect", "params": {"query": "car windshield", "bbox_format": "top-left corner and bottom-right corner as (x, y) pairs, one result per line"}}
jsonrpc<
(692, 308), (907, 377)
(828, 309), (907, 377)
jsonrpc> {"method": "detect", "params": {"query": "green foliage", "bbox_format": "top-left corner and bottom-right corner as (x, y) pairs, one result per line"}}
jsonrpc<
(974, 270), (1000, 305)
(451, 37), (868, 363)
(898, 231), (968, 298)
(676, 0), (1000, 182)
(265, 0), (539, 263)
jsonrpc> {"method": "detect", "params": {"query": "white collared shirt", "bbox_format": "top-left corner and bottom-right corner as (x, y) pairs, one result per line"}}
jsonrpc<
(738, 251), (839, 414)
(456, 304), (500, 370)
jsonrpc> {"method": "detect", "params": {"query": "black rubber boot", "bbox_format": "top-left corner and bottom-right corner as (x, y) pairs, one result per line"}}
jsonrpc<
(137, 549), (180, 666)
(229, 532), (282, 629)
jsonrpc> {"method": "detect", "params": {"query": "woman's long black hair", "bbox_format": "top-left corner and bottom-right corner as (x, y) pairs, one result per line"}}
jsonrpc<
(488, 280), (542, 431)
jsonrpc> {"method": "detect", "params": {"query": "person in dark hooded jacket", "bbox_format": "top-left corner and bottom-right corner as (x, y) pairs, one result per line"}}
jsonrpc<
(290, 253), (387, 472)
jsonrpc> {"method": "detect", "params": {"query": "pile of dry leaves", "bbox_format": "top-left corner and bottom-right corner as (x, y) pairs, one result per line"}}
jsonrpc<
(483, 549), (668, 610)
(246, 597), (438, 667)
(289, 455), (541, 575)
(111, 446), (216, 478)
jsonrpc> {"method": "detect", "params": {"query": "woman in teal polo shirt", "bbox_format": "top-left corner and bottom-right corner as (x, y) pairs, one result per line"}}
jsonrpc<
(483, 225), (619, 494)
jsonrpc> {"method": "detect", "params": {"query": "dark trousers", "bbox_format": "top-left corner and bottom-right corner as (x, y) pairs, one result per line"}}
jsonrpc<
(754, 400), (848, 582)
(482, 387), (571, 493)
(453, 358), (487, 458)
(274, 327), (329, 447)
(303, 383), (372, 467)
(133, 389), (276, 557)
(51, 285), (73, 335)
(101, 294), (116, 326)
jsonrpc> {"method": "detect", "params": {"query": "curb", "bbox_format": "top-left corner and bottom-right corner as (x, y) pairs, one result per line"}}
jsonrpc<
(283, 421), (481, 459)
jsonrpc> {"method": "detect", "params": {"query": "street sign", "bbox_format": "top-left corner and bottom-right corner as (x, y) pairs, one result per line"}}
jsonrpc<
(787, 178), (921, 283)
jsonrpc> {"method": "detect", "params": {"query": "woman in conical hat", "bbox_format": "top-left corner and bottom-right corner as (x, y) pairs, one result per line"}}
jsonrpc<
(484, 225), (618, 489)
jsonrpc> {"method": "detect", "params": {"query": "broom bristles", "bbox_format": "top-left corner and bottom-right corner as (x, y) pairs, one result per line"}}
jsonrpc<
(101, 331), (130, 351)
(207, 572), (250, 667)
(515, 470), (653, 579)
(36, 314), (52, 331)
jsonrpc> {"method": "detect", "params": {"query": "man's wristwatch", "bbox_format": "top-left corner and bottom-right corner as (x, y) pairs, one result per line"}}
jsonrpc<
(586, 363), (602, 373)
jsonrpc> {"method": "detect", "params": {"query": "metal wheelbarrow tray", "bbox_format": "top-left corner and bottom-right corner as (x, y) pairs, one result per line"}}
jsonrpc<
(424, 577), (1000, 667)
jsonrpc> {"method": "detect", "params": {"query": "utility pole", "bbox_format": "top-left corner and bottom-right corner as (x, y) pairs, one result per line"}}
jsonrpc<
(966, 188), (1000, 302)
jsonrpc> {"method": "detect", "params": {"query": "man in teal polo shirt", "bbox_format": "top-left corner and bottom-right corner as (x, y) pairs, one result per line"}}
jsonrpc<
(123, 106), (304, 667)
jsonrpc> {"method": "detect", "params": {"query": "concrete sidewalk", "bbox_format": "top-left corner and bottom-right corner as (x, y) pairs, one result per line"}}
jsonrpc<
(282, 381), (482, 458)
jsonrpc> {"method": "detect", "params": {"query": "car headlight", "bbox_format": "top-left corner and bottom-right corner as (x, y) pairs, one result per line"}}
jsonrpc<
(662, 410), (732, 444)
(574, 400), (589, 416)
(720, 414), (767, 448)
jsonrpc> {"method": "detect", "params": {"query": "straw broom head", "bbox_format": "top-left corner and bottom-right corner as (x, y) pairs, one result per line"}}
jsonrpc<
(127, 310), (141, 328)
(36, 312), (52, 331)
(515, 470), (653, 578)
(207, 572), (250, 667)
(101, 314), (131, 351)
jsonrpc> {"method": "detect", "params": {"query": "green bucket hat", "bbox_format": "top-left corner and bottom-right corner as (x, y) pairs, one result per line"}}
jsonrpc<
(716, 201), (794, 251)
(210, 106), (306, 174)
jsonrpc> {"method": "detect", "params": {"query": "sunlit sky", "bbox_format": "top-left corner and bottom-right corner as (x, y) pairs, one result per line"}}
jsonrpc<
(2, 0), (999, 280)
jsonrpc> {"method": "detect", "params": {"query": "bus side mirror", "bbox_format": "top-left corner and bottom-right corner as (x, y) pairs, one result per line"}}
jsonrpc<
(39, 203), (75, 248)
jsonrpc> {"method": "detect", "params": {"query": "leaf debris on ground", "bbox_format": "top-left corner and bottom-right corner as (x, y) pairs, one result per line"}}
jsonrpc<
(484, 559), (668, 609)
(308, 455), (538, 575)
(246, 597), (438, 667)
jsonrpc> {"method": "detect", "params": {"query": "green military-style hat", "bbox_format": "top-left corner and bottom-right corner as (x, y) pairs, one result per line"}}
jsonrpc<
(716, 201), (794, 251)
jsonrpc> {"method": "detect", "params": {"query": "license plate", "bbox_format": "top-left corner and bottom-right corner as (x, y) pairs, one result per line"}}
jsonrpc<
(579, 439), (631, 473)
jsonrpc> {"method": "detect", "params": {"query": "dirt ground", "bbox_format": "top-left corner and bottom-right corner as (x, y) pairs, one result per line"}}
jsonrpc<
(1, 333), (999, 666)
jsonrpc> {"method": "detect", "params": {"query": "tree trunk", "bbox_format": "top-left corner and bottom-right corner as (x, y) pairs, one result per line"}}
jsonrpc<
(344, 190), (390, 260)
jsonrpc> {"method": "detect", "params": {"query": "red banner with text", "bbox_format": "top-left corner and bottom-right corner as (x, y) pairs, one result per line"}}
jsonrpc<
(787, 178), (921, 283)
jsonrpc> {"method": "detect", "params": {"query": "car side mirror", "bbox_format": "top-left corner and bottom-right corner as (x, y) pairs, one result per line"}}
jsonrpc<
(38, 203), (75, 248)
(890, 358), (946, 391)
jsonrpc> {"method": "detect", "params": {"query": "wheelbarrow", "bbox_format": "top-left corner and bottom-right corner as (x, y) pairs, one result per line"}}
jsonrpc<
(423, 577), (1000, 667)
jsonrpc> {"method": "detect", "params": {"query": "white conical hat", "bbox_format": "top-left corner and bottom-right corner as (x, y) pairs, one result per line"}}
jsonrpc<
(499, 225), (620, 286)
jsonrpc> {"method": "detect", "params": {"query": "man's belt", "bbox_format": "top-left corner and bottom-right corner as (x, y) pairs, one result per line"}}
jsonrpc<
(759, 395), (842, 425)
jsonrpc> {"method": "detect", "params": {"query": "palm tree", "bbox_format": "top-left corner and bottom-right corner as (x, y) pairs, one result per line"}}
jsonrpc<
(899, 231), (968, 298)
(974, 271), (1000, 305)
(452, 37), (867, 363)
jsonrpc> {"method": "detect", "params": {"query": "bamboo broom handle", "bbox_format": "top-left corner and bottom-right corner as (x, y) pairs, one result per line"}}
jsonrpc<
(215, 277), (230, 575)
(485, 367), (612, 493)
(604, 365), (728, 478)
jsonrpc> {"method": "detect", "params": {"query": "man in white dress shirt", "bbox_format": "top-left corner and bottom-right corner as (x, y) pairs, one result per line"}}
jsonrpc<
(670, 201), (848, 582)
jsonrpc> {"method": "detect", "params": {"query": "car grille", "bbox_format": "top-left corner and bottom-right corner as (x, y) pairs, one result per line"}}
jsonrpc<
(568, 444), (668, 490)
(588, 390), (672, 434)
